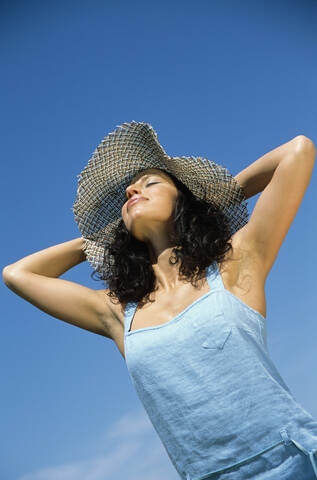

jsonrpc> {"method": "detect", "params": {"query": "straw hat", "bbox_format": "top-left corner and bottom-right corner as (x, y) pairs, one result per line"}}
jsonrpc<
(72, 121), (249, 275)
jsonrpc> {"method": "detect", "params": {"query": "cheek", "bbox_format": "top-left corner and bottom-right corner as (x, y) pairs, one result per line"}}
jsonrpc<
(155, 197), (176, 218)
(152, 194), (176, 214)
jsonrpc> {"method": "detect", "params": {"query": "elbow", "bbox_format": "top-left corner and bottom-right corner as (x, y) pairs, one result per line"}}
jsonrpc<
(293, 136), (316, 160)
(2, 265), (14, 286)
(2, 265), (22, 287)
(294, 135), (316, 152)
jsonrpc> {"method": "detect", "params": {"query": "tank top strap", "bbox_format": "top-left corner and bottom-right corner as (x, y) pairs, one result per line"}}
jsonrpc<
(206, 260), (225, 291)
(124, 301), (138, 334)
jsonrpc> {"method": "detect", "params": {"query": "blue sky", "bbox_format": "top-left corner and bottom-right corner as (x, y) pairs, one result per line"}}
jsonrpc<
(1, 1), (316, 479)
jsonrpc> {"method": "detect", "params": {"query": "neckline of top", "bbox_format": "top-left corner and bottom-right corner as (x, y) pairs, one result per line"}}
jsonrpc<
(125, 260), (222, 336)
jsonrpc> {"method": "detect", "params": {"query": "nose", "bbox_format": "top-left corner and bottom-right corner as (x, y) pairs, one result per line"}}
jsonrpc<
(125, 183), (142, 199)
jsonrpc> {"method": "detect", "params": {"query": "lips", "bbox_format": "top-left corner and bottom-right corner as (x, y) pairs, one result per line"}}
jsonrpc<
(127, 196), (145, 209)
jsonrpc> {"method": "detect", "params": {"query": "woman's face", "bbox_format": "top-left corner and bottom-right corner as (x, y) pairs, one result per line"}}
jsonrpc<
(121, 168), (179, 243)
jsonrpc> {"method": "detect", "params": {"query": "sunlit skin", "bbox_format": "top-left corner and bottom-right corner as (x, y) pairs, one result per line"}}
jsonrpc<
(121, 168), (188, 293)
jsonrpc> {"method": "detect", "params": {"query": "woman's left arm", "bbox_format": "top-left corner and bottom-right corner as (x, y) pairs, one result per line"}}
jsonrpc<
(233, 135), (316, 277)
(234, 136), (311, 200)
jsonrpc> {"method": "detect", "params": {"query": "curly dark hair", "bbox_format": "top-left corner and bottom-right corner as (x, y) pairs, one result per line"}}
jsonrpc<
(90, 171), (234, 307)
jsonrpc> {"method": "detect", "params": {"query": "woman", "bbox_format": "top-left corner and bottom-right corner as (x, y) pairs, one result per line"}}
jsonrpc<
(3, 121), (317, 479)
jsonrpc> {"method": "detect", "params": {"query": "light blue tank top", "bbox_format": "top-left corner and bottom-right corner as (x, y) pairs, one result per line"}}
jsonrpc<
(124, 261), (317, 480)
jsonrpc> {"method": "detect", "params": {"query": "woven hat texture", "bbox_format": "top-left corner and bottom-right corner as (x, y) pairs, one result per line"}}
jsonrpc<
(72, 121), (249, 276)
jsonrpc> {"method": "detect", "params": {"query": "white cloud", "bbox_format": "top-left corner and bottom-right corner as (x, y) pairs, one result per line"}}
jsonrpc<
(17, 408), (180, 480)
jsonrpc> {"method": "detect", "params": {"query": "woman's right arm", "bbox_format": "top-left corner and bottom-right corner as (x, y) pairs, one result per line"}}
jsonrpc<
(2, 237), (114, 338)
